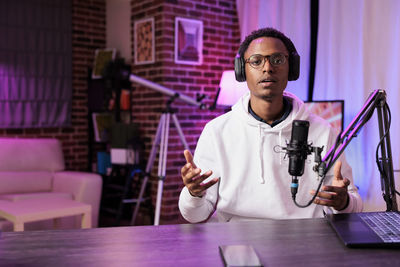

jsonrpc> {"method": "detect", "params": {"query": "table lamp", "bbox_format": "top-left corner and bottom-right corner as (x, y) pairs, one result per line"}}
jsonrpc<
(216, 70), (249, 106)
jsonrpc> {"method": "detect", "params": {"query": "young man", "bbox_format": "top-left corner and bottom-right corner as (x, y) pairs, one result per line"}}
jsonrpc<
(179, 28), (363, 223)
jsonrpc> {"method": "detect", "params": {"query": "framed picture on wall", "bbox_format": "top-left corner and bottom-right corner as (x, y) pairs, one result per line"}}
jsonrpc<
(134, 17), (155, 65)
(174, 17), (203, 65)
(92, 48), (117, 79)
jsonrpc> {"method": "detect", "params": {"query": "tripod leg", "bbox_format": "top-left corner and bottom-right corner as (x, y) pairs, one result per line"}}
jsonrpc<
(153, 113), (190, 225)
(130, 114), (164, 225)
(172, 113), (189, 150)
(154, 113), (170, 225)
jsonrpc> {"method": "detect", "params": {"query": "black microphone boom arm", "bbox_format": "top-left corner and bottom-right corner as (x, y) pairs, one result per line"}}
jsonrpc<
(314, 89), (398, 211)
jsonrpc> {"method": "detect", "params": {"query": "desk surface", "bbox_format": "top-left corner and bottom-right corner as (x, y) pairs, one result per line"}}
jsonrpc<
(0, 218), (399, 266)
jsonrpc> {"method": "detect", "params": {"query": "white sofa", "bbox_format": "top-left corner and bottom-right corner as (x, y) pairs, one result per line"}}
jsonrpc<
(0, 138), (102, 231)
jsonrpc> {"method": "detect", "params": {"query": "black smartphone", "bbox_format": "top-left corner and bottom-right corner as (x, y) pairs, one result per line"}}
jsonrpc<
(219, 245), (263, 267)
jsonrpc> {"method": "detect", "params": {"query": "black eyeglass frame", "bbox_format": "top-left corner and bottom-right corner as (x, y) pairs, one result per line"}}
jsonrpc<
(245, 53), (289, 70)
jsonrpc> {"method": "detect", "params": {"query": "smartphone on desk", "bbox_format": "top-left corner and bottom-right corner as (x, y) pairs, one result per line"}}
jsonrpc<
(219, 245), (263, 267)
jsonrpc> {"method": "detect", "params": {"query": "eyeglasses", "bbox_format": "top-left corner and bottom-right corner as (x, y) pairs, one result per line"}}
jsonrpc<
(245, 53), (289, 69)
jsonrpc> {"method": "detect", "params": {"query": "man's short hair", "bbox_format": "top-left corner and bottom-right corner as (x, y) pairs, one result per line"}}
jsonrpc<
(238, 27), (298, 58)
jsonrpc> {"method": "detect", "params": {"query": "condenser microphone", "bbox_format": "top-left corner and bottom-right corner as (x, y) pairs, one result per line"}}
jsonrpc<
(288, 120), (310, 177)
(286, 120), (310, 199)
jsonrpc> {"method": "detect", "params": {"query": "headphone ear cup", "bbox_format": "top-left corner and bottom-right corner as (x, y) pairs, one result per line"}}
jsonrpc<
(288, 52), (300, 81)
(234, 56), (246, 82)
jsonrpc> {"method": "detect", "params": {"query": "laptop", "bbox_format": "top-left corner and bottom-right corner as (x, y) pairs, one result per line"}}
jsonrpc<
(326, 211), (400, 248)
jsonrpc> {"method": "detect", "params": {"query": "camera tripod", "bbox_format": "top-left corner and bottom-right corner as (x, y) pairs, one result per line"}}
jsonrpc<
(131, 106), (189, 226)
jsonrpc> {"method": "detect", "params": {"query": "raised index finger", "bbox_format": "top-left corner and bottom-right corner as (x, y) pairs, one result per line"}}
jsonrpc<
(183, 149), (197, 168)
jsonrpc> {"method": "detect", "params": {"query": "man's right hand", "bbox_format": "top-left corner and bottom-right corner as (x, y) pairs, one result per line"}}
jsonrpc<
(181, 150), (219, 197)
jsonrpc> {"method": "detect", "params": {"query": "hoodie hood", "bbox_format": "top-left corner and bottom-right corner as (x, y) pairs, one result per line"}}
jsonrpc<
(231, 91), (311, 183)
(231, 91), (311, 132)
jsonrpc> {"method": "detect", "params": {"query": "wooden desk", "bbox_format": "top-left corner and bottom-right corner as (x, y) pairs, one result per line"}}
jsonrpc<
(0, 218), (399, 266)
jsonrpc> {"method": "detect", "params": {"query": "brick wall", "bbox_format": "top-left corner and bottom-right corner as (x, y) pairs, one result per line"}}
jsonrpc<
(130, 0), (240, 223)
(0, 0), (240, 224)
(0, 0), (106, 171)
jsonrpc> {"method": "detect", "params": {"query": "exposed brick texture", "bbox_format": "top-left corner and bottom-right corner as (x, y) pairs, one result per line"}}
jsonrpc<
(130, 0), (240, 223)
(0, 0), (106, 171)
(0, 0), (239, 224)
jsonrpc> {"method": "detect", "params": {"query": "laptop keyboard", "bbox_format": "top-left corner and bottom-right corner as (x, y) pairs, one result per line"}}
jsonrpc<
(359, 212), (400, 243)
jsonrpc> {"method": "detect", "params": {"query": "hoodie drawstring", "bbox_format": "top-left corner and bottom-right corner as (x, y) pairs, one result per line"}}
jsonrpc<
(258, 126), (285, 184)
(232, 91), (308, 186)
(258, 125), (265, 184)
(279, 129), (283, 165)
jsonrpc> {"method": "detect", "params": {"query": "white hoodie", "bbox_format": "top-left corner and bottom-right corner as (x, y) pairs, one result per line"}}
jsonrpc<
(179, 91), (363, 223)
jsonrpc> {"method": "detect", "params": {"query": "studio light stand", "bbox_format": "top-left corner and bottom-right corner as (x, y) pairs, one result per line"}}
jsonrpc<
(129, 74), (207, 225)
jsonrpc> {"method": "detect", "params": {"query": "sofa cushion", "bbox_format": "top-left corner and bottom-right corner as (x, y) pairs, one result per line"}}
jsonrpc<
(0, 192), (73, 201)
(0, 138), (65, 171)
(0, 172), (53, 194)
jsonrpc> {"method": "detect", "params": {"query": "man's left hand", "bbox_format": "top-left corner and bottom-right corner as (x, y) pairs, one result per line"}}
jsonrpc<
(310, 161), (350, 211)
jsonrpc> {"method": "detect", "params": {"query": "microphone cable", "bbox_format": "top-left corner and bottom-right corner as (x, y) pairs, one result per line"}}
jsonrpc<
(374, 103), (400, 197)
(291, 173), (327, 208)
(291, 129), (344, 208)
